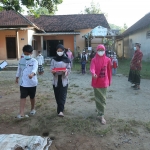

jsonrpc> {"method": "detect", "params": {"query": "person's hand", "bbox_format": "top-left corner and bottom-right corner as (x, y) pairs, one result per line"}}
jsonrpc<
(51, 70), (56, 73)
(28, 73), (35, 79)
(15, 77), (19, 83)
(93, 74), (97, 78)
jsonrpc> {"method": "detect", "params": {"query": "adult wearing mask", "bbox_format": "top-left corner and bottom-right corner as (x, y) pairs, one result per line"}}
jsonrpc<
(36, 51), (44, 75)
(90, 44), (112, 125)
(128, 43), (143, 90)
(50, 44), (71, 117)
(66, 48), (74, 68)
(80, 51), (88, 74)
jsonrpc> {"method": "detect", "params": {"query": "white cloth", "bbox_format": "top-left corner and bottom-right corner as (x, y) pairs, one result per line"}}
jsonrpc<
(36, 54), (44, 65)
(0, 134), (52, 150)
(16, 58), (38, 87)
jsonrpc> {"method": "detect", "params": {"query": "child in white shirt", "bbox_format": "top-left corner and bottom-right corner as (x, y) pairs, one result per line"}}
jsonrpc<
(36, 51), (44, 75)
(15, 45), (38, 118)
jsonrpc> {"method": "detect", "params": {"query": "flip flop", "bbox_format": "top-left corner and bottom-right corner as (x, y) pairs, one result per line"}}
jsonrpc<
(99, 116), (106, 125)
(58, 112), (64, 117)
(15, 114), (29, 119)
(30, 109), (36, 115)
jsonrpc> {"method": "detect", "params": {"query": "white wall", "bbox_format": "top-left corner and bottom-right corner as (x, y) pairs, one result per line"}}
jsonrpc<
(128, 27), (150, 61)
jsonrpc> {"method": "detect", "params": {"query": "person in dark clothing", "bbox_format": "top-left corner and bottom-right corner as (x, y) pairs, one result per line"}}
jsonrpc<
(80, 51), (88, 74)
(50, 44), (71, 117)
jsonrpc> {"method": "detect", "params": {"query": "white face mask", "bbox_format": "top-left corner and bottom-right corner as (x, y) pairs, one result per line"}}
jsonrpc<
(134, 47), (137, 51)
(97, 51), (105, 56)
(57, 51), (64, 56)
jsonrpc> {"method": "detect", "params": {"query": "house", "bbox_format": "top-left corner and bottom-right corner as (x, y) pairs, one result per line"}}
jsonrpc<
(115, 12), (150, 61)
(0, 10), (110, 60)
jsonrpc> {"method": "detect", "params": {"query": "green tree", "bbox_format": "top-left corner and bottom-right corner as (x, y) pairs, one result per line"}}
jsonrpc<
(32, 7), (52, 15)
(0, 0), (62, 15)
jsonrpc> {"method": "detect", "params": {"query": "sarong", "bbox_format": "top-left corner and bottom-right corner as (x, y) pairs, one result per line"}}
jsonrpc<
(94, 88), (107, 116)
(128, 69), (140, 85)
(38, 65), (44, 73)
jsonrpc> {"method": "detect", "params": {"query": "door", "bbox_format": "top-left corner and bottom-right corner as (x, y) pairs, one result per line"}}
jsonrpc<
(6, 37), (16, 58)
(47, 40), (63, 57)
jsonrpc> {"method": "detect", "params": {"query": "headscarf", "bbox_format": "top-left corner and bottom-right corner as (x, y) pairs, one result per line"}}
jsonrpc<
(90, 44), (108, 75)
(53, 44), (70, 63)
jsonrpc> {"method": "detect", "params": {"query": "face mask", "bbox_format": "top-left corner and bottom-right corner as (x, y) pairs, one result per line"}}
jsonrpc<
(134, 47), (137, 51)
(57, 51), (64, 56)
(24, 55), (31, 60)
(97, 51), (105, 56)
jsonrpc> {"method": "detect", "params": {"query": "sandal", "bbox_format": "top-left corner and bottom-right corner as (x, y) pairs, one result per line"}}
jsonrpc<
(15, 114), (29, 119)
(30, 109), (36, 115)
(58, 112), (64, 117)
(99, 116), (106, 125)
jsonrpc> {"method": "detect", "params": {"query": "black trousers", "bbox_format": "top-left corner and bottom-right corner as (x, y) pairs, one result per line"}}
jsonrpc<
(53, 75), (68, 114)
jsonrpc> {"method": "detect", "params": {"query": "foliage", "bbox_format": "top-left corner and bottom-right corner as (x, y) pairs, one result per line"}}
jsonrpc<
(109, 23), (128, 33)
(0, 0), (63, 15)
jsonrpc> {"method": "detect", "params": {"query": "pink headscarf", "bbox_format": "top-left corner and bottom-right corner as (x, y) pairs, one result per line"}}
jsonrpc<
(96, 44), (106, 51)
(90, 44), (107, 75)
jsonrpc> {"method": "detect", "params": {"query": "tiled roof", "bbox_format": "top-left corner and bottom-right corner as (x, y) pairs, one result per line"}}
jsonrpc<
(122, 12), (150, 36)
(26, 14), (110, 32)
(0, 10), (34, 27)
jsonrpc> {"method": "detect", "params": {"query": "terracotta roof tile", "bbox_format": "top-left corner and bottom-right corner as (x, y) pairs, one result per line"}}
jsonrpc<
(0, 10), (34, 27)
(123, 12), (150, 36)
(26, 14), (110, 32)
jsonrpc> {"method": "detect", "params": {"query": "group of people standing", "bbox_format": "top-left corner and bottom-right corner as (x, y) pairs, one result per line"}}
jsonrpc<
(15, 42), (143, 125)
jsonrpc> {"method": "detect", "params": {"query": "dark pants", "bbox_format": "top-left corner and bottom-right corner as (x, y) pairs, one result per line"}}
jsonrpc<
(53, 75), (68, 114)
(81, 61), (86, 74)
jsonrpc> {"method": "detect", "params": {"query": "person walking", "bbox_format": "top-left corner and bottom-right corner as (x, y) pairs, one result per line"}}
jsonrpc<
(128, 43), (143, 90)
(36, 51), (44, 75)
(15, 45), (38, 118)
(90, 44), (112, 125)
(80, 51), (88, 74)
(50, 44), (71, 117)
(112, 55), (118, 75)
(66, 48), (74, 68)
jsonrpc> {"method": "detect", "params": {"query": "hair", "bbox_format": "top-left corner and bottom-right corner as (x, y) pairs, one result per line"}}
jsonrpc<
(135, 43), (141, 48)
(38, 51), (41, 53)
(22, 45), (33, 53)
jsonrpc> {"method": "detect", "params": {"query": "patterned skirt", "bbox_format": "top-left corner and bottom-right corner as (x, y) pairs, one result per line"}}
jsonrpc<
(94, 88), (107, 116)
(38, 65), (44, 73)
(128, 69), (141, 85)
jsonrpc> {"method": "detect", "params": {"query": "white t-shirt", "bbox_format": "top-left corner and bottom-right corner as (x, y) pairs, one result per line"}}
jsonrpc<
(16, 58), (38, 87)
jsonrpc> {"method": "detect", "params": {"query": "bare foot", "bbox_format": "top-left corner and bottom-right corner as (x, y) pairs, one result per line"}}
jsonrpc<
(99, 116), (106, 125)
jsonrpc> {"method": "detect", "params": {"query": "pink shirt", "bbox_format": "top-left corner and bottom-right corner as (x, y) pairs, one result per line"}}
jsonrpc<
(90, 55), (112, 88)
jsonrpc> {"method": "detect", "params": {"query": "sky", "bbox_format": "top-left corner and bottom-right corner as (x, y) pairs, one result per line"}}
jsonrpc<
(55, 0), (150, 28)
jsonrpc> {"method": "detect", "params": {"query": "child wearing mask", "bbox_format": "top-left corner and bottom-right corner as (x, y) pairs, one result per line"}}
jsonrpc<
(36, 51), (44, 75)
(50, 44), (71, 117)
(15, 45), (38, 118)
(90, 44), (112, 125)
(112, 55), (118, 75)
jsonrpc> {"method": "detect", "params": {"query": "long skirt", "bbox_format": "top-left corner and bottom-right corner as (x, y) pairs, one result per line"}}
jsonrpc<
(128, 69), (141, 85)
(53, 75), (68, 114)
(94, 88), (107, 116)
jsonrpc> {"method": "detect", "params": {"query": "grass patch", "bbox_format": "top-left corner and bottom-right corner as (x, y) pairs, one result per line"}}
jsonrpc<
(117, 59), (150, 79)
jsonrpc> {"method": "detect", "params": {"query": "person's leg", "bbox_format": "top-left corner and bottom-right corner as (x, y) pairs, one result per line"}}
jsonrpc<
(134, 70), (141, 90)
(53, 85), (60, 114)
(19, 98), (26, 116)
(29, 87), (37, 114)
(94, 88), (107, 125)
(19, 86), (28, 116)
(58, 85), (68, 113)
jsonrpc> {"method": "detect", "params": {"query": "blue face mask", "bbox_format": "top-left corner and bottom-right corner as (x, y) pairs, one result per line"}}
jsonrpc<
(133, 47), (137, 51)
(24, 55), (31, 60)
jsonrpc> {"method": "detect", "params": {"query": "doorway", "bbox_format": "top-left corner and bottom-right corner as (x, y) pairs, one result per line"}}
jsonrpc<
(47, 40), (63, 57)
(6, 37), (16, 58)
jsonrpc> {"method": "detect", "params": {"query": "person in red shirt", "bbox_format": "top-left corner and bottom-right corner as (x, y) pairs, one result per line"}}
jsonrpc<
(112, 55), (118, 75)
(90, 44), (112, 125)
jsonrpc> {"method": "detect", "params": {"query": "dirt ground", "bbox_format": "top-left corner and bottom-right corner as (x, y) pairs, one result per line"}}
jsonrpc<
(0, 67), (150, 150)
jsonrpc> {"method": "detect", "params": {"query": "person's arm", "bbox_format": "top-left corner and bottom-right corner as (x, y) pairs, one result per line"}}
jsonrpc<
(107, 59), (112, 86)
(90, 59), (97, 78)
(42, 56), (44, 64)
(50, 59), (56, 74)
(28, 60), (38, 79)
(15, 63), (21, 83)
(65, 62), (71, 76)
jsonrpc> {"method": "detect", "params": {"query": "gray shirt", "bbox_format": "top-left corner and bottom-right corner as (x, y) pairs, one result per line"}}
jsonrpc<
(50, 59), (71, 87)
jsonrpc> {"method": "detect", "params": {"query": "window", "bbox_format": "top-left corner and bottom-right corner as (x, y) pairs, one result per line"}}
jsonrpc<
(146, 31), (150, 39)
